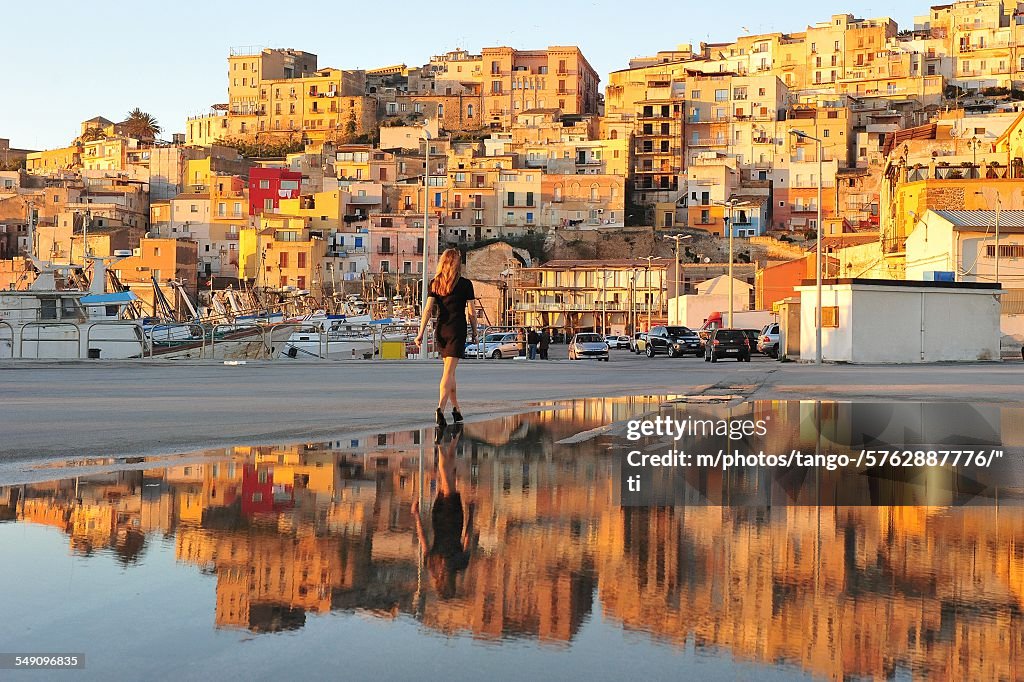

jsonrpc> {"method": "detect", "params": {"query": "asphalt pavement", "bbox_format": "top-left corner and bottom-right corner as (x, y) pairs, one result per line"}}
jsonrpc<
(2, 347), (1023, 462)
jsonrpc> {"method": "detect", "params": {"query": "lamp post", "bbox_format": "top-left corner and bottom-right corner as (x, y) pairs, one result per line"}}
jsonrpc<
(789, 129), (823, 365)
(667, 234), (692, 324)
(419, 121), (432, 360)
(639, 255), (662, 331)
(713, 199), (739, 327)
(967, 136), (980, 174)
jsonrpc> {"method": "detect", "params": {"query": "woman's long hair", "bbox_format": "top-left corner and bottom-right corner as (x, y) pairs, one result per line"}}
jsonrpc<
(432, 248), (462, 297)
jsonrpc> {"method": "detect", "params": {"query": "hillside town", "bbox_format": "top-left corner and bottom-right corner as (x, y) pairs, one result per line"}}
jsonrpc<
(3, 0), (1024, 360)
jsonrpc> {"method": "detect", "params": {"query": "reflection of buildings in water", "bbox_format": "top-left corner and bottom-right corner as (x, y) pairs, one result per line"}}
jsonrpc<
(2, 425), (1022, 679)
(596, 505), (1024, 681)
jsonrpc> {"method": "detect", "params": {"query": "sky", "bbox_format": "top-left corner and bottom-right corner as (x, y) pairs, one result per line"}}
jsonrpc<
(2, 0), (928, 150)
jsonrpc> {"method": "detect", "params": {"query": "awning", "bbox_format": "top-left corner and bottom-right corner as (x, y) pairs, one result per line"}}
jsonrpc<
(80, 292), (139, 305)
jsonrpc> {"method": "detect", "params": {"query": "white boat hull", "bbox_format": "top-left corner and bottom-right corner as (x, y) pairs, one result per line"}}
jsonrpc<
(0, 323), (145, 359)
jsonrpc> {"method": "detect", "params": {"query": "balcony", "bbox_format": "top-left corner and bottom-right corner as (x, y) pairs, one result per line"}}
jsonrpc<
(689, 138), (728, 147)
(377, 247), (394, 255)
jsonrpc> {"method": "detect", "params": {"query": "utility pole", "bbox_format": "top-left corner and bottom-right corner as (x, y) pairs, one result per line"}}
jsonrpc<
(419, 122), (432, 359)
(667, 234), (691, 325)
(789, 129), (823, 364)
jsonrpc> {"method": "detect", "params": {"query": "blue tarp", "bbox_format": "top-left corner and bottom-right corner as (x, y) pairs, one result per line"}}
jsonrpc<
(80, 292), (139, 305)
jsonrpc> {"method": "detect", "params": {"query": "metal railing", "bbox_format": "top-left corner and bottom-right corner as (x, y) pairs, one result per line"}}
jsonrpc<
(85, 322), (146, 359)
(209, 323), (267, 360)
(18, 322), (81, 358)
(146, 323), (207, 359)
(0, 321), (13, 359)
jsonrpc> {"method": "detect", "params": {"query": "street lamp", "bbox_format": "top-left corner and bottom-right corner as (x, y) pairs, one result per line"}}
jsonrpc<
(713, 199), (739, 327)
(789, 128), (823, 365)
(667, 234), (692, 324)
(967, 136), (981, 174)
(639, 255), (662, 331)
(419, 120), (432, 360)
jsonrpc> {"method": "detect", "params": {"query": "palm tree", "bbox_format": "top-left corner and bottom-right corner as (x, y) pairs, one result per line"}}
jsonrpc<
(122, 108), (162, 141)
(79, 127), (105, 143)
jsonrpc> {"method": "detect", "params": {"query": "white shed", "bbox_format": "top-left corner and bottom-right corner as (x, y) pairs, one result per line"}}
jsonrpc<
(796, 278), (1002, 363)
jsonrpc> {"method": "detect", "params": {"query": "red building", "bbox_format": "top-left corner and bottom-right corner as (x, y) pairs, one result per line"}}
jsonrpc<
(241, 464), (294, 517)
(248, 168), (302, 217)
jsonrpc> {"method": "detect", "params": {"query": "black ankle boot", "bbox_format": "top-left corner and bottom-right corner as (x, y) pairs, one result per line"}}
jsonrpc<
(436, 408), (447, 427)
(452, 408), (463, 423)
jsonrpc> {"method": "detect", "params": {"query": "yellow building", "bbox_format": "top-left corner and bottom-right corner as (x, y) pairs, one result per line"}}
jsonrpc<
(187, 48), (375, 145)
(81, 136), (137, 172)
(246, 216), (327, 290)
(25, 145), (82, 175)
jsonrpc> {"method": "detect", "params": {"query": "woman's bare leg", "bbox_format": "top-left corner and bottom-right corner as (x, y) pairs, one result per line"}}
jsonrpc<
(448, 358), (460, 411)
(438, 357), (458, 411)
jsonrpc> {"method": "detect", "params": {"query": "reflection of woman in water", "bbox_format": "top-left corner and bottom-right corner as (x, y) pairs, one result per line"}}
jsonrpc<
(413, 425), (473, 599)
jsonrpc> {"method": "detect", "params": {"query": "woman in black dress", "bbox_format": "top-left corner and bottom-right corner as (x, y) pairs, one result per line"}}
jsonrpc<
(412, 425), (472, 599)
(414, 248), (477, 426)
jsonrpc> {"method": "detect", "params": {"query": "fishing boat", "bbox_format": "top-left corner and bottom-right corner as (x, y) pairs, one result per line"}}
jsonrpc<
(277, 316), (418, 360)
(0, 263), (145, 359)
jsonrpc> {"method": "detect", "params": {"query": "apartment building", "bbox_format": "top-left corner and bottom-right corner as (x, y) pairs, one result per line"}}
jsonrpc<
(480, 46), (601, 129)
(186, 48), (375, 145)
(510, 259), (668, 335)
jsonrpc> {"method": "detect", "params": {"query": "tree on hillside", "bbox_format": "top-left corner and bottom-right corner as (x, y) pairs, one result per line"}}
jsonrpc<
(122, 108), (162, 141)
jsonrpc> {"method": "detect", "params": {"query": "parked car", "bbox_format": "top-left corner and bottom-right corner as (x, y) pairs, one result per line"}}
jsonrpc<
(739, 329), (760, 352)
(644, 325), (703, 358)
(465, 332), (521, 359)
(704, 328), (751, 362)
(757, 322), (780, 358)
(605, 334), (631, 349)
(569, 332), (610, 361)
(630, 332), (648, 354)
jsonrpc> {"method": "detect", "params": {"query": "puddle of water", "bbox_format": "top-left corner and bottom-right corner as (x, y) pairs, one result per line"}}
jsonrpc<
(0, 396), (1022, 680)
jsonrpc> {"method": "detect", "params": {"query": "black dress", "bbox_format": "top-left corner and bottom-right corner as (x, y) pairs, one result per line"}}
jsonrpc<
(430, 277), (475, 358)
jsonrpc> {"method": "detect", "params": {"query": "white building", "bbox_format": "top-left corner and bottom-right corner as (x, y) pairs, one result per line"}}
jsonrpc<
(796, 279), (1001, 363)
(907, 209), (1024, 352)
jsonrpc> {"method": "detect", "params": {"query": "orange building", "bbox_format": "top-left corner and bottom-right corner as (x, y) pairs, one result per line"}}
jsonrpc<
(480, 46), (600, 129)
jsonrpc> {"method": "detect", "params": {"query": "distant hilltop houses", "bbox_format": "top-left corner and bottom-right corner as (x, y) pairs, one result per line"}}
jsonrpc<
(2, 1), (1024, 350)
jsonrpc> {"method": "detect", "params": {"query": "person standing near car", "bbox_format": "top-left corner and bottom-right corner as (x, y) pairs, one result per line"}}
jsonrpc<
(539, 328), (550, 360)
(527, 327), (539, 360)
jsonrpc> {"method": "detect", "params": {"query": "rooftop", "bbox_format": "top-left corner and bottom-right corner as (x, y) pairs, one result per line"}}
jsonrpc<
(931, 209), (1024, 232)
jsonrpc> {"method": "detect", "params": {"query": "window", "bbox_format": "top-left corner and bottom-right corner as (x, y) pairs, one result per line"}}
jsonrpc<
(821, 306), (838, 327)
(691, 90), (701, 99)
(279, 252), (289, 268)
(987, 244), (1024, 258)
(297, 252), (306, 269)
(259, 180), (270, 189)
(190, 204), (198, 213)
(715, 89), (728, 101)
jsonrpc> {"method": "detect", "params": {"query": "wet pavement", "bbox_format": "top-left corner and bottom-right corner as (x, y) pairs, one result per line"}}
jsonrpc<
(2, 396), (1023, 680)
